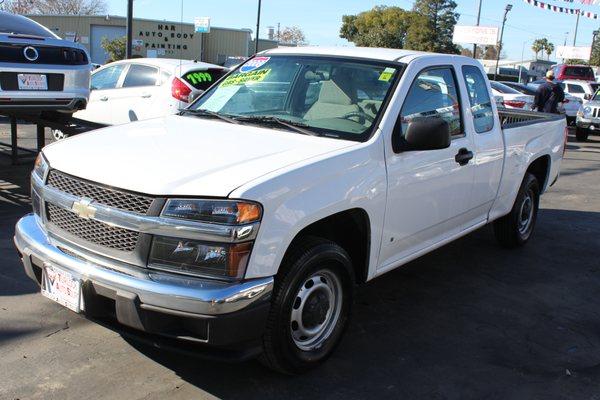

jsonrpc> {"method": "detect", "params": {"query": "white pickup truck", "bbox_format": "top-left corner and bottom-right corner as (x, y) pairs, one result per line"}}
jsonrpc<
(15, 47), (566, 374)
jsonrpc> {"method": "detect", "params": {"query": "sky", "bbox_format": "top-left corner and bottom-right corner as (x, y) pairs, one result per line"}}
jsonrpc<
(105, 0), (600, 61)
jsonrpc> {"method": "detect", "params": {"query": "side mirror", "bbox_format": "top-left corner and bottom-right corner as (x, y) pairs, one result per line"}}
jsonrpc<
(584, 93), (592, 100)
(396, 117), (452, 152)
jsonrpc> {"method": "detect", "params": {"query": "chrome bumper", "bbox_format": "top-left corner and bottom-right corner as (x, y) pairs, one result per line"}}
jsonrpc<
(14, 214), (274, 316)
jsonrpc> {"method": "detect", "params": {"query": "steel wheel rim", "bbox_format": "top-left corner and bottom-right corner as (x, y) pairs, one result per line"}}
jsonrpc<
(518, 189), (535, 235)
(290, 269), (343, 351)
(52, 129), (65, 140)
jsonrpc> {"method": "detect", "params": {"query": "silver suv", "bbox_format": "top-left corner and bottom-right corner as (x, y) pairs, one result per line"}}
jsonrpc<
(0, 11), (90, 118)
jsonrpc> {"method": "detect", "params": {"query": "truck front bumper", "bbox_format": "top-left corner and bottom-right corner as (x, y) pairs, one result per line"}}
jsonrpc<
(14, 214), (273, 356)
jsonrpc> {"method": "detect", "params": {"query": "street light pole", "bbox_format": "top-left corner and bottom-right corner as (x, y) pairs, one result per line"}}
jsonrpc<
(494, 4), (512, 81)
(254, 0), (261, 54)
(573, 12), (580, 46)
(519, 40), (527, 83)
(473, 0), (482, 59)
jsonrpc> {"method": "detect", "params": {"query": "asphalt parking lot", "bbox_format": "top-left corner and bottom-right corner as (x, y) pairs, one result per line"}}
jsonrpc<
(1, 126), (600, 400)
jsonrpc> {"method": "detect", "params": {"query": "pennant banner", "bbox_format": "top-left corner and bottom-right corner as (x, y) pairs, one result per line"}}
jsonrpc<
(523, 0), (599, 19)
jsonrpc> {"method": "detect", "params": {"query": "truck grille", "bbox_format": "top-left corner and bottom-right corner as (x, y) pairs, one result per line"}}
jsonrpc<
(593, 108), (600, 118)
(47, 203), (140, 252)
(47, 170), (154, 215)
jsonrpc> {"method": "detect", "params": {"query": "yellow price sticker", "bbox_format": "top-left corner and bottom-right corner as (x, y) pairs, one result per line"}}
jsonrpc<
(220, 69), (271, 88)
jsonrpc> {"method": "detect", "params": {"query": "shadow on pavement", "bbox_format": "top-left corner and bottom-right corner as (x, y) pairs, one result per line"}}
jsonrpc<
(115, 208), (600, 399)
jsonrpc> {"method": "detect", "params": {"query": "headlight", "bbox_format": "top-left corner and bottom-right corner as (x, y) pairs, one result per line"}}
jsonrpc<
(148, 236), (253, 279)
(161, 199), (261, 225)
(584, 106), (592, 116)
(33, 153), (49, 180)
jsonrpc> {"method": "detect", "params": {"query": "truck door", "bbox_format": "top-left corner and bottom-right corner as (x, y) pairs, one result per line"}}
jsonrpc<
(459, 65), (504, 228)
(378, 64), (476, 271)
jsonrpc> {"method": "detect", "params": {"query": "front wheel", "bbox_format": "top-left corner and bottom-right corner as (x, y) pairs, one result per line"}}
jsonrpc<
(576, 127), (589, 142)
(493, 173), (540, 248)
(260, 237), (354, 374)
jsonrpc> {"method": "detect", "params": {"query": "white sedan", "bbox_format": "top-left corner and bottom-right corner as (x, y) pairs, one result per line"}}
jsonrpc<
(490, 81), (534, 110)
(53, 58), (227, 139)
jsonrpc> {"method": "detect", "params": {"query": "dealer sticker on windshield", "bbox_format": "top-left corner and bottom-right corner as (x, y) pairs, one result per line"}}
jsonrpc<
(239, 56), (270, 72)
(379, 68), (396, 82)
(220, 69), (271, 87)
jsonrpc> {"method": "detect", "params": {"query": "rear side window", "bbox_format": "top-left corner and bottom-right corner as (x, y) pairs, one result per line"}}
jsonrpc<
(462, 65), (494, 134)
(567, 84), (585, 94)
(181, 68), (227, 91)
(400, 67), (463, 139)
(122, 64), (159, 88)
(564, 66), (594, 80)
(91, 64), (125, 90)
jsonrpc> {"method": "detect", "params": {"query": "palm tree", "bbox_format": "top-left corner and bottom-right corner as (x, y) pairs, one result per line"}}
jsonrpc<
(532, 39), (545, 60)
(545, 42), (555, 60)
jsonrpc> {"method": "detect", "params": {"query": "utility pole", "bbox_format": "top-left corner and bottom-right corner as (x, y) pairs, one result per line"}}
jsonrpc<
(255, 0), (261, 54)
(125, 0), (133, 59)
(473, 0), (482, 58)
(494, 4), (512, 81)
(573, 12), (580, 46)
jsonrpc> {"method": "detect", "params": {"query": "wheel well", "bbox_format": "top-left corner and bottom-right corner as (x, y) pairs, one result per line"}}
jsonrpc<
(526, 155), (550, 192)
(285, 209), (371, 284)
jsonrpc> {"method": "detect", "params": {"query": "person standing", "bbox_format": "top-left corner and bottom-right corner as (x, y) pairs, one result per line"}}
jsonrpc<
(533, 70), (565, 114)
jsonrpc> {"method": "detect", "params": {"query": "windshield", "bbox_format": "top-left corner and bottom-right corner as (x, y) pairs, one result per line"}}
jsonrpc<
(0, 12), (58, 38)
(190, 55), (400, 141)
(564, 66), (594, 80)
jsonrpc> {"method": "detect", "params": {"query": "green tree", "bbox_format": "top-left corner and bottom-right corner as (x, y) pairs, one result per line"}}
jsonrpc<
(589, 38), (600, 66)
(340, 6), (427, 49)
(101, 36), (126, 62)
(531, 38), (546, 60)
(544, 42), (554, 60)
(412, 0), (460, 54)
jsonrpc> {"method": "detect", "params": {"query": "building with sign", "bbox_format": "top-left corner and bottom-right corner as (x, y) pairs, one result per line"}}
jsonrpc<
(27, 14), (279, 65)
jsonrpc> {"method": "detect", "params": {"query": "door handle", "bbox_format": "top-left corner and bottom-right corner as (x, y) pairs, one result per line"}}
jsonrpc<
(141, 93), (152, 98)
(455, 148), (474, 166)
(100, 96), (108, 101)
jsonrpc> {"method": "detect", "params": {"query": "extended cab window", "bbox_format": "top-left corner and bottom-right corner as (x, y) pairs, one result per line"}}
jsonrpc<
(91, 64), (125, 90)
(462, 65), (494, 133)
(122, 64), (159, 88)
(399, 67), (462, 138)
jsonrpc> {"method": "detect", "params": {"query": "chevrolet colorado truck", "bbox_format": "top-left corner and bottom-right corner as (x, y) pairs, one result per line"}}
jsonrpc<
(14, 47), (567, 374)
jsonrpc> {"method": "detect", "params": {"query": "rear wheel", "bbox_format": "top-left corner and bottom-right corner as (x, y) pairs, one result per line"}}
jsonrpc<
(494, 173), (540, 248)
(576, 127), (589, 142)
(260, 237), (354, 374)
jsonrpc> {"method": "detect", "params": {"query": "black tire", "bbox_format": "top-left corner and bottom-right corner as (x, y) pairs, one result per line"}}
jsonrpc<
(576, 127), (589, 142)
(259, 237), (355, 374)
(494, 173), (540, 248)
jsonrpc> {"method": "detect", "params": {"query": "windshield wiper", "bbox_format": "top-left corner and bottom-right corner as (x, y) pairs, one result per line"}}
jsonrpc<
(234, 116), (319, 136)
(181, 109), (240, 125)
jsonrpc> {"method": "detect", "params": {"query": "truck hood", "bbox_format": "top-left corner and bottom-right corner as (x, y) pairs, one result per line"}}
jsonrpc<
(43, 115), (356, 197)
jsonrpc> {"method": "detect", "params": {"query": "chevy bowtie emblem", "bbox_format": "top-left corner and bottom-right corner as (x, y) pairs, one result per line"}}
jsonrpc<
(72, 197), (96, 219)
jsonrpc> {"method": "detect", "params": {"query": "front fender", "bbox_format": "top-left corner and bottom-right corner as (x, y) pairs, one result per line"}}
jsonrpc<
(231, 136), (387, 280)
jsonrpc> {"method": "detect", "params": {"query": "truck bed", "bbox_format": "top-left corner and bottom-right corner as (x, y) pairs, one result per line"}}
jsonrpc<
(499, 108), (565, 128)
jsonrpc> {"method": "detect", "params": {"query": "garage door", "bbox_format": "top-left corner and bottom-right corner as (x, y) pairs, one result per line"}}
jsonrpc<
(90, 25), (126, 64)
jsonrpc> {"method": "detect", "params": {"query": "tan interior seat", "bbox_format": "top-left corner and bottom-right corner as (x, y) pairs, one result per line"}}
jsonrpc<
(304, 80), (360, 121)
